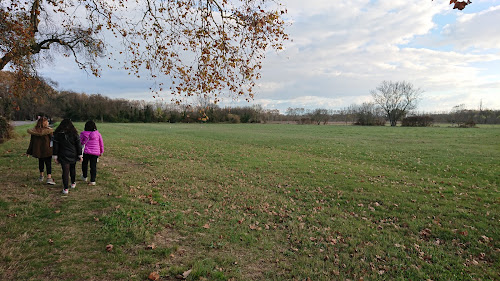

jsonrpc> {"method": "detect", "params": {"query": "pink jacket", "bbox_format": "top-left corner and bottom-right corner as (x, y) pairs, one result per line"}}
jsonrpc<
(80, 130), (104, 156)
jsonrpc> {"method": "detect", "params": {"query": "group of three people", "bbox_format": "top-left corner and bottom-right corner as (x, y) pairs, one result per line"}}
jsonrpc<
(26, 118), (104, 194)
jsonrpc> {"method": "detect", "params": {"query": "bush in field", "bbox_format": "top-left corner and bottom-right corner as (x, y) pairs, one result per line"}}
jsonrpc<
(0, 116), (14, 143)
(402, 116), (434, 127)
(459, 120), (477, 128)
(227, 114), (241, 123)
(298, 117), (312, 125)
(353, 102), (386, 126)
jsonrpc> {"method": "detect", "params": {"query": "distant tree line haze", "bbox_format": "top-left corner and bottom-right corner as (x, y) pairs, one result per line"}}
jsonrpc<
(1, 72), (498, 126)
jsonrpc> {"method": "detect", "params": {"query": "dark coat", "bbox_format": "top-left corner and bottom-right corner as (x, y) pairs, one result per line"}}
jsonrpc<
(53, 131), (82, 164)
(27, 128), (53, 158)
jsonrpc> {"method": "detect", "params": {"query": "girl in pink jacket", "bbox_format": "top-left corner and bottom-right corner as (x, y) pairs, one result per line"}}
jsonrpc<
(80, 120), (104, 185)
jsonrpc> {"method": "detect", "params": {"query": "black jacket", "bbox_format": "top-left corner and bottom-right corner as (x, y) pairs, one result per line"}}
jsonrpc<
(53, 132), (82, 164)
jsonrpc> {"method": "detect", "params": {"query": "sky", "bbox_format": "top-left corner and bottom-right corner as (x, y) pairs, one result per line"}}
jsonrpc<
(39, 0), (500, 113)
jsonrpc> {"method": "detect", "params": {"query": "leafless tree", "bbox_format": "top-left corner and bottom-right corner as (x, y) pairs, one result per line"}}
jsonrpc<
(371, 81), (422, 126)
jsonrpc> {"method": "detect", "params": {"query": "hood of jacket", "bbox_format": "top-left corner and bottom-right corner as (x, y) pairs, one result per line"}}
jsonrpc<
(27, 127), (53, 136)
(80, 130), (94, 139)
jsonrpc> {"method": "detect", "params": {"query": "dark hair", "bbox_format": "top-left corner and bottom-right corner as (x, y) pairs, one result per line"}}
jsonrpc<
(54, 119), (78, 135)
(84, 120), (97, 131)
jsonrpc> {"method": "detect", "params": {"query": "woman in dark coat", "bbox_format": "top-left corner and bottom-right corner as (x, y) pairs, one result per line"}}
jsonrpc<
(52, 119), (82, 194)
(27, 117), (56, 185)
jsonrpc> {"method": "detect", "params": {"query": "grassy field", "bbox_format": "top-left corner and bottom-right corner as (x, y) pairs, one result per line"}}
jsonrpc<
(1, 123), (499, 280)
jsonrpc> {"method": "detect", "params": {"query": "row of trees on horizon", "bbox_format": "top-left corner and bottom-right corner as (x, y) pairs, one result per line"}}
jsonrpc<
(1, 71), (499, 126)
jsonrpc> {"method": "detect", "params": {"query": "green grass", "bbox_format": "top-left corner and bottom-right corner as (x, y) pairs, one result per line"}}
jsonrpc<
(1, 123), (499, 280)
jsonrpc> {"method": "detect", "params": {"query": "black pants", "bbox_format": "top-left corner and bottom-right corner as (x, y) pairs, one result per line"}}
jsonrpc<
(82, 154), (98, 182)
(61, 163), (76, 190)
(38, 157), (52, 174)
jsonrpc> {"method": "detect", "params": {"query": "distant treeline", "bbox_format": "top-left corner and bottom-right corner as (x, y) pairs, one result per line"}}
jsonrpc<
(1, 71), (499, 125)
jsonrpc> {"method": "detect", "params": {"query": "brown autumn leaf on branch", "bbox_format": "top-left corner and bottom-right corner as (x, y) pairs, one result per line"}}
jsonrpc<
(450, 0), (472, 10)
(0, 0), (288, 103)
(433, 0), (472, 10)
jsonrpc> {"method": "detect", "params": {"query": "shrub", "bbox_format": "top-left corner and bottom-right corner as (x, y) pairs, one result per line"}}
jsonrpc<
(354, 116), (386, 126)
(0, 116), (14, 144)
(298, 118), (312, 125)
(402, 116), (434, 127)
(459, 120), (476, 128)
(227, 114), (241, 123)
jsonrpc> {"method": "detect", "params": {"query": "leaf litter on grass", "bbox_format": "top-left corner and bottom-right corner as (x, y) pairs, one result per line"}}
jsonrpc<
(1, 123), (499, 280)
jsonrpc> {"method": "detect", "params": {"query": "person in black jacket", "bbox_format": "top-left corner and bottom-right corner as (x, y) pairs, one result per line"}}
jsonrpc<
(52, 119), (82, 194)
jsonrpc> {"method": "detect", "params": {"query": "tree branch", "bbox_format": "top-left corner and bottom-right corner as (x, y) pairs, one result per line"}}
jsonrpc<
(30, 0), (41, 34)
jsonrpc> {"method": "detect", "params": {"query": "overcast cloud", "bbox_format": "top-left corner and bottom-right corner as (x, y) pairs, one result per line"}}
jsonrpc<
(39, 0), (500, 113)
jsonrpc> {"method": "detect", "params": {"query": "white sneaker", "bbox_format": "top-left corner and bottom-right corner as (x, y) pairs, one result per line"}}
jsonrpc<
(39, 176), (44, 182)
(81, 175), (88, 182)
(70, 183), (76, 188)
(89, 182), (96, 186)
(46, 178), (56, 185)
(62, 189), (69, 194)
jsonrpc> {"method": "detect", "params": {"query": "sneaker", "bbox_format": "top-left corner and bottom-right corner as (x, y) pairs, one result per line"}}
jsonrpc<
(81, 175), (88, 182)
(62, 189), (69, 194)
(89, 182), (96, 186)
(70, 183), (76, 189)
(46, 178), (56, 185)
(39, 176), (44, 182)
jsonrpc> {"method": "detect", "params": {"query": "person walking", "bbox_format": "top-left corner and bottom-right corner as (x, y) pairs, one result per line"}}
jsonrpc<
(26, 117), (56, 185)
(52, 119), (82, 194)
(80, 120), (104, 186)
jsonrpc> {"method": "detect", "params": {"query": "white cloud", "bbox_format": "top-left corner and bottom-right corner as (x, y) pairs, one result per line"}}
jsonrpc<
(442, 5), (500, 50)
(252, 0), (500, 111)
(36, 0), (500, 112)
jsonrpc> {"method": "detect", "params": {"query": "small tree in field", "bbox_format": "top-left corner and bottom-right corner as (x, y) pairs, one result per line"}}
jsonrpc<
(371, 81), (422, 126)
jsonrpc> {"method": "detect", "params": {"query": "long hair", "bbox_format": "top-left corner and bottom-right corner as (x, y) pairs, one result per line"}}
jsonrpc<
(34, 117), (49, 132)
(54, 119), (78, 136)
(84, 120), (97, 131)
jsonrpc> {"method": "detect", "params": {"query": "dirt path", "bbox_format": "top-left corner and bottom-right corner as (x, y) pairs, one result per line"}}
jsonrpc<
(10, 120), (35, 126)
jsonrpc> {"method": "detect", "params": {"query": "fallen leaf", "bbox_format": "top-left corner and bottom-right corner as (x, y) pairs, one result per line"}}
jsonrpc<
(249, 224), (261, 230)
(203, 223), (210, 229)
(419, 228), (432, 238)
(106, 244), (113, 252)
(148, 271), (160, 280)
(183, 269), (192, 278)
(480, 235), (491, 243)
